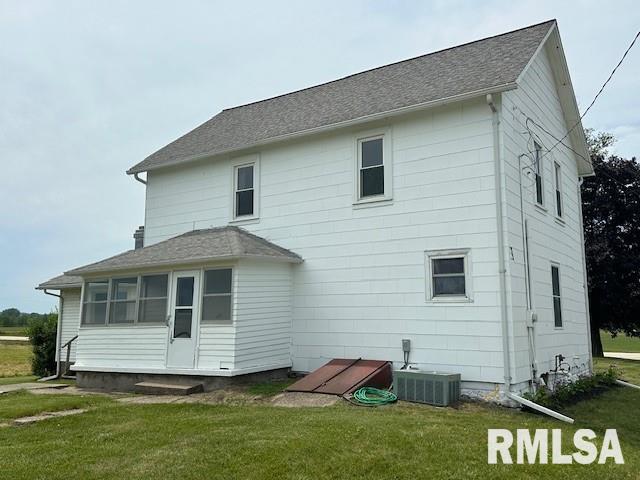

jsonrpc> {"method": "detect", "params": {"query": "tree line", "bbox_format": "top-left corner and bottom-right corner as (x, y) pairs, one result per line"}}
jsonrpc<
(0, 308), (52, 327)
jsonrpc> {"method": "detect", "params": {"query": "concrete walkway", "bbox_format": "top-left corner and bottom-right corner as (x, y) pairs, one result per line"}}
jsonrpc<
(0, 335), (28, 342)
(604, 352), (640, 361)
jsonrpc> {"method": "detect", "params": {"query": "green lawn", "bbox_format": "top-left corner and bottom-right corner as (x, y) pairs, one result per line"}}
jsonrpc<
(600, 331), (640, 353)
(0, 340), (32, 377)
(0, 326), (28, 336)
(0, 372), (638, 479)
(595, 357), (640, 384)
(0, 391), (112, 422)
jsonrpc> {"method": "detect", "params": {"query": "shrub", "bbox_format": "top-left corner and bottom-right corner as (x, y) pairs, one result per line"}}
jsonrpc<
(26, 313), (58, 377)
(522, 367), (619, 410)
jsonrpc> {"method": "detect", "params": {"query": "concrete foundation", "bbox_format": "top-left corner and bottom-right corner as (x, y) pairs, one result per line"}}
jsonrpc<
(76, 368), (290, 393)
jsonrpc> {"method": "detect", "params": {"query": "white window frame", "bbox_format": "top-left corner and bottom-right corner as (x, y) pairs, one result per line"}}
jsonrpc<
(533, 141), (544, 207)
(353, 128), (393, 206)
(230, 155), (260, 223)
(553, 161), (563, 219)
(424, 249), (472, 302)
(551, 263), (563, 329)
(200, 267), (234, 325)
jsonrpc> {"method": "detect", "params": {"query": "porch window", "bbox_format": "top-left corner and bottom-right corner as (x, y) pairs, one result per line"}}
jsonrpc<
(109, 277), (138, 324)
(138, 274), (168, 323)
(82, 280), (109, 325)
(201, 269), (232, 324)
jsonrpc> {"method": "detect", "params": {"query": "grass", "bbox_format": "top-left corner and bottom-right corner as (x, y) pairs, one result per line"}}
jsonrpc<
(0, 326), (28, 336)
(246, 379), (295, 396)
(0, 375), (37, 385)
(600, 330), (640, 353)
(0, 340), (32, 377)
(0, 391), (113, 422)
(595, 357), (640, 384)
(0, 372), (637, 479)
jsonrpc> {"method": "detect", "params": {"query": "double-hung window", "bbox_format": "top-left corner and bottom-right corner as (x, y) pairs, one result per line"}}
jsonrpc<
(234, 163), (255, 218)
(201, 269), (232, 324)
(81, 274), (169, 326)
(425, 250), (471, 301)
(534, 142), (544, 206)
(551, 265), (563, 328)
(554, 162), (563, 218)
(355, 131), (392, 203)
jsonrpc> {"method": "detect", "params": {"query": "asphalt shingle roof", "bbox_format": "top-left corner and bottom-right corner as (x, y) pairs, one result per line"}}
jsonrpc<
(128, 20), (555, 174)
(37, 274), (83, 290)
(65, 226), (302, 276)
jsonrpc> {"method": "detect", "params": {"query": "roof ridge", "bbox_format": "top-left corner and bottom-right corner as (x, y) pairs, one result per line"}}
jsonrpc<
(221, 19), (556, 113)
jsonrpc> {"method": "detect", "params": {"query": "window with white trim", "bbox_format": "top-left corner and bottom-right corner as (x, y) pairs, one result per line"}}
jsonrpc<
(201, 268), (232, 324)
(425, 250), (471, 301)
(234, 163), (255, 218)
(355, 132), (392, 203)
(551, 265), (563, 328)
(554, 161), (563, 218)
(534, 142), (544, 206)
(81, 274), (169, 326)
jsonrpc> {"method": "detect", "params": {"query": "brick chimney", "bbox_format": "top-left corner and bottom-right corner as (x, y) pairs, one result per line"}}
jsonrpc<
(133, 226), (145, 249)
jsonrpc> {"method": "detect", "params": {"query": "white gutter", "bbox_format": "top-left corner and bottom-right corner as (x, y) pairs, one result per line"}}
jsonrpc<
(616, 380), (640, 390)
(487, 94), (512, 392)
(128, 83), (518, 175)
(508, 393), (575, 424)
(38, 289), (63, 381)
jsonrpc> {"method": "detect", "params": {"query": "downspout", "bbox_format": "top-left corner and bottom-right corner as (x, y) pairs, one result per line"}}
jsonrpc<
(577, 178), (594, 373)
(486, 94), (512, 394)
(38, 289), (63, 381)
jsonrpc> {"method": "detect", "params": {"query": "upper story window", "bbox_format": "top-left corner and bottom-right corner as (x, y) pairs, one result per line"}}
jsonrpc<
(425, 249), (472, 302)
(234, 164), (255, 218)
(551, 264), (562, 328)
(554, 162), (563, 218)
(355, 130), (392, 205)
(82, 274), (169, 326)
(534, 142), (544, 206)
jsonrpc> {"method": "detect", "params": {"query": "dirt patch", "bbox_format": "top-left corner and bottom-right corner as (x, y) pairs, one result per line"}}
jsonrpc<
(271, 392), (339, 407)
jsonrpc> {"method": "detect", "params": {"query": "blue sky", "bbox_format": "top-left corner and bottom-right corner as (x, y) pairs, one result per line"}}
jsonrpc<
(1, 0), (639, 312)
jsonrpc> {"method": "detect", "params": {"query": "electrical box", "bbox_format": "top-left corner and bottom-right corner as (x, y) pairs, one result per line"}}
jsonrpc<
(402, 339), (411, 353)
(393, 370), (461, 406)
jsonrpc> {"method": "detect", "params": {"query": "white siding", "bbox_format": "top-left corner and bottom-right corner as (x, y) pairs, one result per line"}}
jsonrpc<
(502, 44), (591, 383)
(74, 326), (168, 369)
(145, 98), (507, 384)
(58, 289), (81, 361)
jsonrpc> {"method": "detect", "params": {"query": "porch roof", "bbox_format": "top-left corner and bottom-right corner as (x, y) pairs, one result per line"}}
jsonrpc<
(65, 226), (303, 276)
(36, 274), (83, 290)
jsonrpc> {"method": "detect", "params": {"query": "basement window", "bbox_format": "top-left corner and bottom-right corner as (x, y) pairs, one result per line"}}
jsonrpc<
(201, 268), (232, 324)
(551, 265), (563, 328)
(425, 250), (472, 302)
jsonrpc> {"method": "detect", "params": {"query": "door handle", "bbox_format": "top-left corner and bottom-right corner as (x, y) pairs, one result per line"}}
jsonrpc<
(166, 314), (171, 327)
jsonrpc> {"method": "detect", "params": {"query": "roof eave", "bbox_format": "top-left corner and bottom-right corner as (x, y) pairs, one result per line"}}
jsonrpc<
(36, 283), (83, 291)
(127, 83), (518, 175)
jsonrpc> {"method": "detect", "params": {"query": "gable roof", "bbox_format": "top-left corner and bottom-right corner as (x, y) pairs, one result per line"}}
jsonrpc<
(128, 20), (557, 174)
(65, 226), (302, 276)
(36, 274), (83, 290)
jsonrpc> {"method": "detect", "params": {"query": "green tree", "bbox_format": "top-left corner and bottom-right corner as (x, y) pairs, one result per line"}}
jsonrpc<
(582, 130), (640, 356)
(26, 313), (59, 377)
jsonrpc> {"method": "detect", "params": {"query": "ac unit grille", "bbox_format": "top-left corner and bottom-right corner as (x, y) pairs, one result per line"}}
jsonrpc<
(393, 371), (461, 406)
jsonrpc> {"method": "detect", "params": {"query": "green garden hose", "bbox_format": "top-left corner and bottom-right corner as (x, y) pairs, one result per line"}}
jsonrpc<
(349, 387), (397, 406)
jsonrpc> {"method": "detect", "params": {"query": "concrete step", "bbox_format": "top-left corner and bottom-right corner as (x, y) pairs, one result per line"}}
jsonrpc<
(134, 382), (204, 396)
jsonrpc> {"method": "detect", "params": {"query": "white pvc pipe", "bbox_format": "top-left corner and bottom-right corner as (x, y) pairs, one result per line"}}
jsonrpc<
(508, 393), (575, 424)
(616, 380), (640, 390)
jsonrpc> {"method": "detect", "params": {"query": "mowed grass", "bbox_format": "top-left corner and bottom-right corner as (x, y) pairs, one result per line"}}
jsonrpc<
(0, 391), (112, 422)
(0, 326), (28, 336)
(600, 330), (640, 353)
(0, 340), (32, 377)
(0, 371), (638, 479)
(595, 357), (640, 384)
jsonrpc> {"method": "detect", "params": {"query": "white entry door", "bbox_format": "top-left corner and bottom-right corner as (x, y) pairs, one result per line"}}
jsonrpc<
(167, 271), (200, 369)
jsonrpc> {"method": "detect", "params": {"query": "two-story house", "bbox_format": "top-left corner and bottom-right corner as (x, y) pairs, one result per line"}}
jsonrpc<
(38, 20), (593, 403)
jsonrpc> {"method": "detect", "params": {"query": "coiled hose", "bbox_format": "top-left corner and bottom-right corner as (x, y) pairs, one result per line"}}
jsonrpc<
(348, 387), (397, 407)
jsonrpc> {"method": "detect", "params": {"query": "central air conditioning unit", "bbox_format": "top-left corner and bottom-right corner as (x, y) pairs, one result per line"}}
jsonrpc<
(393, 370), (461, 406)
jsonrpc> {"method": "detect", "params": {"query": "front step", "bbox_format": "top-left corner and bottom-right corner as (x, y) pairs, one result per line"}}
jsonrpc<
(134, 382), (204, 396)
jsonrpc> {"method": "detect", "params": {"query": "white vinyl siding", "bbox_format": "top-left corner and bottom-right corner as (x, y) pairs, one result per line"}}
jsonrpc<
(58, 289), (81, 362)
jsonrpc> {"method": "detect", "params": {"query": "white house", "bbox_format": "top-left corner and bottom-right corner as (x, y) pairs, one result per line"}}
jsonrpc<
(38, 20), (593, 402)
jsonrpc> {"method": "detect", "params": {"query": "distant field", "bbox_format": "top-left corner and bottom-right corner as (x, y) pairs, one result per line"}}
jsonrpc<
(600, 330), (640, 353)
(0, 341), (32, 377)
(0, 326), (27, 336)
